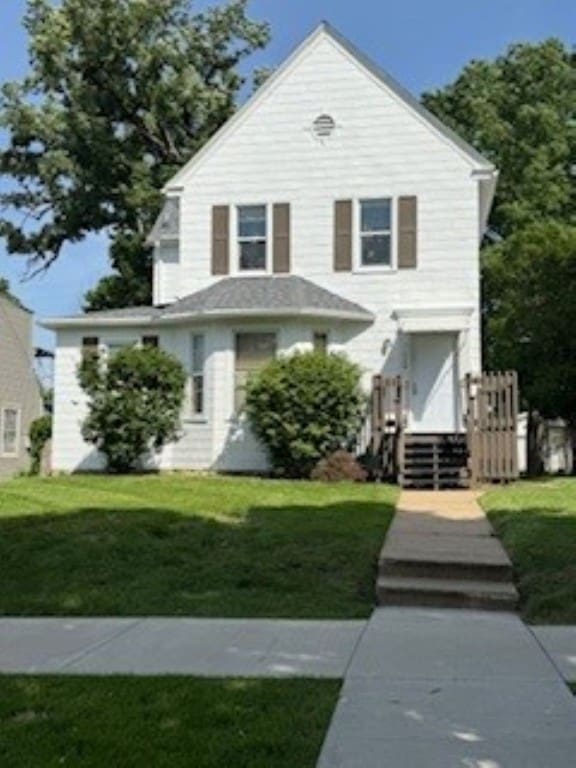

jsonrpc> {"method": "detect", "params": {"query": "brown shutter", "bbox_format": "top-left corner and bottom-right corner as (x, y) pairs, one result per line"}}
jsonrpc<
(398, 196), (418, 269)
(273, 203), (290, 274)
(211, 205), (230, 275)
(334, 200), (353, 271)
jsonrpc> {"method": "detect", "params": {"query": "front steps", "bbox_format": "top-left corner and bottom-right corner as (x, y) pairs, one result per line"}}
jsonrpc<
(377, 491), (519, 612)
(401, 433), (469, 490)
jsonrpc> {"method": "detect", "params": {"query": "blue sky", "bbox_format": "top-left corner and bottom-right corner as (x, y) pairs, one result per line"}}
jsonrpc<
(0, 0), (574, 348)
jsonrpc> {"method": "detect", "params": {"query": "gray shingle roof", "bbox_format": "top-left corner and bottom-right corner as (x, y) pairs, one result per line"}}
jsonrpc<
(164, 276), (373, 319)
(43, 276), (373, 328)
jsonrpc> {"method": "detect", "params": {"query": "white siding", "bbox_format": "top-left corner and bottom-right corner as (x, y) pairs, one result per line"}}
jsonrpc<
(53, 30), (486, 473)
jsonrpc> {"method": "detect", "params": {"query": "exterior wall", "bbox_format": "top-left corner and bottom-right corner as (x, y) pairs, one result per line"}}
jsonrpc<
(52, 320), (332, 473)
(52, 31), (486, 474)
(156, 32), (482, 379)
(0, 296), (43, 478)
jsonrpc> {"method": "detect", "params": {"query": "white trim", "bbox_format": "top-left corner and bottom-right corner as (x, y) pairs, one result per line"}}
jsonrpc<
(233, 203), (272, 275)
(42, 306), (374, 330)
(393, 306), (474, 333)
(353, 197), (396, 272)
(0, 405), (21, 458)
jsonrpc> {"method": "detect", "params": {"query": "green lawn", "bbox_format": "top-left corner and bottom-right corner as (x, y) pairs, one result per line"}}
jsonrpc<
(482, 478), (576, 624)
(0, 676), (338, 768)
(0, 474), (396, 618)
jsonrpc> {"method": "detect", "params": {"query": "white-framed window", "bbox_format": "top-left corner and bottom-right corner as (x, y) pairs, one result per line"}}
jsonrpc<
(234, 332), (277, 412)
(237, 204), (268, 271)
(1, 407), (21, 457)
(313, 332), (329, 353)
(358, 198), (393, 268)
(190, 334), (206, 418)
(105, 339), (138, 360)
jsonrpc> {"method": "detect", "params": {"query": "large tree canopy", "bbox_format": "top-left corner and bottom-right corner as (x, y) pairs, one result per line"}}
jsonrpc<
(424, 40), (576, 426)
(423, 39), (576, 237)
(0, 0), (269, 309)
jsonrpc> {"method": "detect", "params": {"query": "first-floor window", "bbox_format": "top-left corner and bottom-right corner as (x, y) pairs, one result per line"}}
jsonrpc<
(190, 334), (206, 417)
(235, 332), (277, 411)
(1, 407), (20, 456)
(313, 332), (329, 353)
(360, 198), (392, 267)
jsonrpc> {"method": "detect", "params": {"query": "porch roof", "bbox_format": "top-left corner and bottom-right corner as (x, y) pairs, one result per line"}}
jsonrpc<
(41, 276), (374, 329)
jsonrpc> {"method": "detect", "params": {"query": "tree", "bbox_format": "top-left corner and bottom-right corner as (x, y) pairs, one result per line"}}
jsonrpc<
(484, 221), (576, 426)
(0, 0), (270, 309)
(423, 39), (576, 237)
(245, 352), (365, 478)
(79, 345), (187, 472)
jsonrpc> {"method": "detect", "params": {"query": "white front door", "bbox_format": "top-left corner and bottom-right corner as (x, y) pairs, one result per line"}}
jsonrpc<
(409, 333), (458, 433)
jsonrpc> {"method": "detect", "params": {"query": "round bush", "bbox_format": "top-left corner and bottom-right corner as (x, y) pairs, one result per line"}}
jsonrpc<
(245, 351), (365, 478)
(79, 345), (187, 473)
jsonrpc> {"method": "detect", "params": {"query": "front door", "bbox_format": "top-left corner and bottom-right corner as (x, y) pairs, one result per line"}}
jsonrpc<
(409, 333), (458, 433)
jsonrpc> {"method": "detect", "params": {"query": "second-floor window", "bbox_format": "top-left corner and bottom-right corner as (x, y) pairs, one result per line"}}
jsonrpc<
(237, 205), (267, 271)
(359, 199), (392, 268)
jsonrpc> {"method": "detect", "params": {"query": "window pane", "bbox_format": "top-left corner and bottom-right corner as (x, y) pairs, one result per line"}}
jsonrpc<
(235, 333), (277, 411)
(2, 409), (18, 454)
(361, 199), (391, 232)
(192, 335), (205, 372)
(313, 332), (328, 353)
(361, 234), (391, 266)
(238, 205), (266, 238)
(192, 374), (204, 415)
(239, 241), (266, 271)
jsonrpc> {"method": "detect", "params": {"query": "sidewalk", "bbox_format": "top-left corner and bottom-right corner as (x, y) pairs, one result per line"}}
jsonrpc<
(0, 617), (365, 677)
(317, 608), (576, 767)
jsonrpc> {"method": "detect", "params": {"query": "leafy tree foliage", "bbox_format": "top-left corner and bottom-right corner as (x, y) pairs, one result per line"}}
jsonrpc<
(28, 414), (52, 475)
(79, 346), (187, 473)
(485, 221), (576, 424)
(0, 0), (269, 308)
(245, 352), (365, 478)
(423, 39), (576, 237)
(424, 40), (576, 428)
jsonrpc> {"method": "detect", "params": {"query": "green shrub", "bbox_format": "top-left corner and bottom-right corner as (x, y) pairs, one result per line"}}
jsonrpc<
(79, 346), (187, 473)
(245, 351), (365, 478)
(310, 450), (367, 483)
(29, 414), (52, 475)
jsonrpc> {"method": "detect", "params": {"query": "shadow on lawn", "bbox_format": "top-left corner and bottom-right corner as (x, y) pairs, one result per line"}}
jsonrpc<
(488, 506), (576, 624)
(0, 500), (393, 619)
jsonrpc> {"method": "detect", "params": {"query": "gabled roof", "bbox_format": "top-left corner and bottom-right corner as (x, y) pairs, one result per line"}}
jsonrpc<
(164, 21), (494, 193)
(41, 276), (374, 329)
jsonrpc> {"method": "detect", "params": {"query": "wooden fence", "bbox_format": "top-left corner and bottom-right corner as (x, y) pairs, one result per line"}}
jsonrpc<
(464, 371), (519, 485)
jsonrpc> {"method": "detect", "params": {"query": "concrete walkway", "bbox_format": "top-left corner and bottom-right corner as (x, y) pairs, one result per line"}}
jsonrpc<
(0, 618), (365, 677)
(317, 608), (576, 767)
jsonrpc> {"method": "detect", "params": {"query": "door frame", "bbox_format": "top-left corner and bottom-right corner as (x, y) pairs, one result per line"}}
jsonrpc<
(405, 331), (462, 434)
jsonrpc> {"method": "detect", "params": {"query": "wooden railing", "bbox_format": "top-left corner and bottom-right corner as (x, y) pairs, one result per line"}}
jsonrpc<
(357, 375), (407, 480)
(464, 371), (519, 486)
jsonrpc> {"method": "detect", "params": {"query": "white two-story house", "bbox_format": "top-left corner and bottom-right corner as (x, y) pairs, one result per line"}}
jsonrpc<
(44, 22), (498, 478)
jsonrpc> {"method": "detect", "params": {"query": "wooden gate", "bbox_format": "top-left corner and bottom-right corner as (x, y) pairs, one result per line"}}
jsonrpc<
(465, 371), (519, 486)
(358, 375), (407, 479)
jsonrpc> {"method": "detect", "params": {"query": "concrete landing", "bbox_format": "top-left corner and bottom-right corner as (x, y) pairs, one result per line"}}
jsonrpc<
(378, 490), (518, 610)
(317, 609), (576, 767)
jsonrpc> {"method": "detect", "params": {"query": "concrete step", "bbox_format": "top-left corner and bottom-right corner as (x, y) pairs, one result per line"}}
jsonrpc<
(376, 575), (519, 611)
(380, 554), (512, 582)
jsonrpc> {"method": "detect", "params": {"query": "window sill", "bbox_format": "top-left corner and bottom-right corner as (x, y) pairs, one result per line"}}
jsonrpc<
(353, 266), (397, 275)
(182, 417), (208, 425)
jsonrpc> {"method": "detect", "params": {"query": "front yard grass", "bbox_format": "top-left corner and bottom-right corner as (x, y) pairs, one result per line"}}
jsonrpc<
(481, 478), (576, 624)
(0, 676), (338, 767)
(0, 474), (396, 618)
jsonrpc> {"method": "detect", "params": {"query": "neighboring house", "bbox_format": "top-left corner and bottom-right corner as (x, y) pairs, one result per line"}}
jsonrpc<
(0, 293), (43, 478)
(44, 22), (500, 480)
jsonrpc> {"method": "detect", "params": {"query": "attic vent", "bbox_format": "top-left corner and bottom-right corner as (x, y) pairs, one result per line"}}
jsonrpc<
(313, 114), (336, 139)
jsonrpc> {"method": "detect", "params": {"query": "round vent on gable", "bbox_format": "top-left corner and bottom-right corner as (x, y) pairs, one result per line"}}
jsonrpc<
(313, 114), (336, 139)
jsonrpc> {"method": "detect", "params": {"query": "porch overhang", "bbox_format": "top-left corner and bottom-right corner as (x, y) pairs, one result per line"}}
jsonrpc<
(392, 305), (474, 333)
